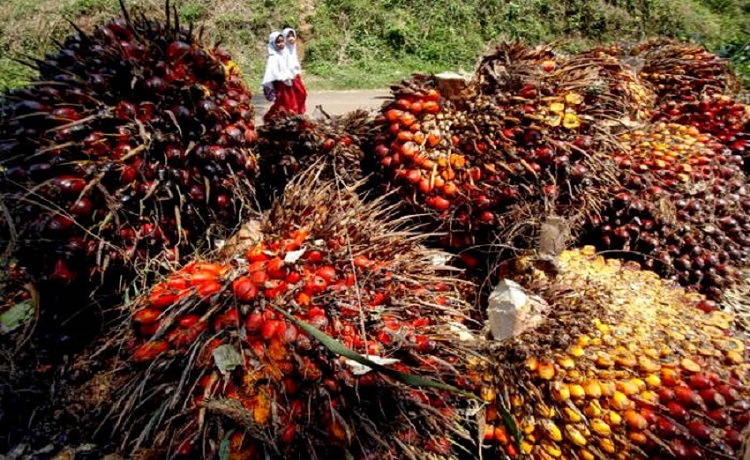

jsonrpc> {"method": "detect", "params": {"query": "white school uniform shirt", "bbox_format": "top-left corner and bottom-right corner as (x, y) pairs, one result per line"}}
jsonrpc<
(282, 27), (302, 77)
(262, 31), (293, 87)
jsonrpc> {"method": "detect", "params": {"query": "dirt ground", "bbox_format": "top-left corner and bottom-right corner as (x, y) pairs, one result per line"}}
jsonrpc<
(251, 89), (391, 124)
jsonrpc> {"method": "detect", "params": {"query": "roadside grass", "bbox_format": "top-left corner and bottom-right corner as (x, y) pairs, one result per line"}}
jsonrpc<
(0, 0), (748, 91)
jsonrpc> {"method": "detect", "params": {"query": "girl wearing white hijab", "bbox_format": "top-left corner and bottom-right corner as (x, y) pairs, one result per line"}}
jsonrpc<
(262, 31), (297, 122)
(282, 27), (308, 114)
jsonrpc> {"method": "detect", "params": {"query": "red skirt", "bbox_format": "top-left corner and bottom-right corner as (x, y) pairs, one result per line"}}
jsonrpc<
(263, 80), (299, 123)
(292, 75), (307, 115)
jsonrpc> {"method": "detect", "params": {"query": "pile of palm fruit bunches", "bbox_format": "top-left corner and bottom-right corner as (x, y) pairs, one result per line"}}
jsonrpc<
(0, 2), (749, 459)
(370, 41), (750, 301)
(0, 2), (257, 293)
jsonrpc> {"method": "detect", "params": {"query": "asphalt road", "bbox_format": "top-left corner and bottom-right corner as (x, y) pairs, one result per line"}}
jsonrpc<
(251, 89), (391, 124)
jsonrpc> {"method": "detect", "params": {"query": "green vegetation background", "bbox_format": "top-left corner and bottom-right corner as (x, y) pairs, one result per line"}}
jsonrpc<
(0, 0), (748, 91)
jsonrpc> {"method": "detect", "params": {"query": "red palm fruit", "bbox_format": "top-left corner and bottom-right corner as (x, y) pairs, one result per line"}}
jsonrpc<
(198, 281), (222, 297)
(351, 254), (372, 269)
(422, 101), (440, 113)
(667, 401), (688, 420)
(178, 315), (202, 329)
(394, 98), (412, 111)
(50, 258), (75, 283)
(322, 138), (336, 151)
(133, 308), (160, 324)
(304, 276), (327, 294)
(244, 310), (264, 334)
(261, 320), (280, 341)
(315, 265), (337, 282)
(688, 373), (712, 390)
(138, 321), (160, 336)
(675, 386), (703, 408)
(132, 340), (169, 362)
(249, 264), (269, 286)
(148, 289), (178, 310)
(404, 169), (421, 184)
(188, 270), (218, 286)
(263, 279), (287, 299)
(385, 109), (401, 122)
(245, 245), (269, 262)
(188, 262), (227, 276)
(397, 131), (414, 142)
(281, 424), (297, 444)
(285, 271), (302, 284)
(427, 195), (451, 211)
(266, 257), (287, 279)
(232, 276), (258, 302)
(166, 276), (189, 290)
(442, 182), (458, 196)
(304, 250), (323, 263)
(213, 309), (239, 330)
(716, 384), (739, 404)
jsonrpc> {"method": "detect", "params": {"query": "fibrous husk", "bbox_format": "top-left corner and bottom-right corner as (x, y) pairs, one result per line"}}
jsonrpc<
(97, 166), (479, 459)
(723, 269), (750, 334)
(474, 246), (750, 459)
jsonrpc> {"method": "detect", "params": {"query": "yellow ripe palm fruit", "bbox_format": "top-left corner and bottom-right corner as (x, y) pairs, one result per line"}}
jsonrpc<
(479, 247), (749, 459)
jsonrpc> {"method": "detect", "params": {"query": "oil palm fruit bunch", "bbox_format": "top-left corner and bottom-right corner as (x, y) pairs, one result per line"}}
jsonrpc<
(632, 39), (742, 104)
(552, 48), (656, 122)
(477, 43), (656, 123)
(255, 111), (371, 207)
(583, 122), (750, 299)
(474, 43), (560, 96)
(0, 2), (257, 289)
(369, 47), (625, 256)
(112, 169), (476, 459)
(652, 95), (749, 173)
(475, 247), (749, 459)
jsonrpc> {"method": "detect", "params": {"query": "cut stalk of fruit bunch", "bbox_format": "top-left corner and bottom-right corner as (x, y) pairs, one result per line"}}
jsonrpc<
(109, 166), (479, 459)
(0, 1), (257, 293)
(473, 246), (749, 459)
